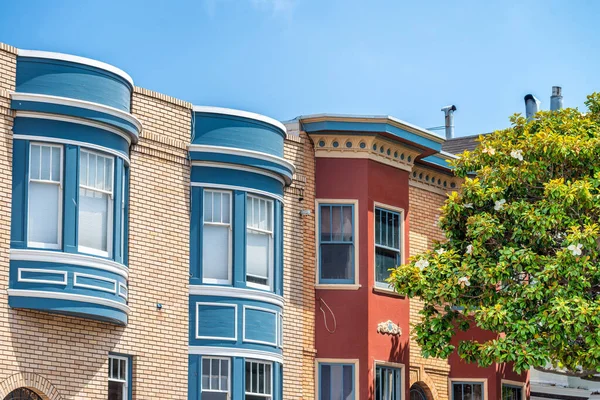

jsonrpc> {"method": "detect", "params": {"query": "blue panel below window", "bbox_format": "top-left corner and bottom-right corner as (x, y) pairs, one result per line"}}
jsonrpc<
(191, 165), (284, 197)
(244, 307), (277, 345)
(197, 304), (237, 340)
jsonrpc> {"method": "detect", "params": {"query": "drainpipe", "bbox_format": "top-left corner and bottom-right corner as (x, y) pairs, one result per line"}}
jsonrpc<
(441, 105), (457, 139)
(524, 94), (540, 119)
(550, 86), (563, 111)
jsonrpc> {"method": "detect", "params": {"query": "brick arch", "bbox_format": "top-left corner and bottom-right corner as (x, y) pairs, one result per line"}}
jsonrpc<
(0, 373), (62, 400)
(409, 370), (440, 400)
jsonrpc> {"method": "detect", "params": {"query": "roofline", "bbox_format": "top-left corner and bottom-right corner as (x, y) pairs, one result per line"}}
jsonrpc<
(193, 106), (287, 135)
(17, 49), (134, 88)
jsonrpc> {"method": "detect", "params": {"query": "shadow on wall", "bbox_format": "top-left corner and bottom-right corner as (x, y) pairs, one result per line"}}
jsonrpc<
(5, 308), (125, 398)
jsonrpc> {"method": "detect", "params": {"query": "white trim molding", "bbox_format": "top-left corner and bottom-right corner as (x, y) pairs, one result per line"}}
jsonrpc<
(17, 49), (134, 88)
(188, 144), (296, 175)
(189, 346), (283, 364)
(315, 358), (360, 400)
(192, 106), (287, 135)
(10, 249), (129, 279)
(191, 182), (285, 204)
(242, 305), (278, 347)
(196, 302), (238, 341)
(7, 289), (130, 313)
(191, 161), (286, 185)
(73, 272), (117, 294)
(11, 92), (142, 138)
(17, 268), (67, 286)
(189, 285), (284, 308)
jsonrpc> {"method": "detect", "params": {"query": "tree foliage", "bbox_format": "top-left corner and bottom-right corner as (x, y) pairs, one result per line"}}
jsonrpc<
(389, 93), (600, 376)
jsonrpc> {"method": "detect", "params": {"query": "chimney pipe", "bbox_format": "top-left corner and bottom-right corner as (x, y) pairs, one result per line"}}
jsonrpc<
(524, 94), (540, 119)
(550, 86), (563, 111)
(441, 105), (457, 139)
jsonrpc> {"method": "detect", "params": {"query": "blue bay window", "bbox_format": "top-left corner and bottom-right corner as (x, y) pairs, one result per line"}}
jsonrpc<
(318, 204), (355, 284)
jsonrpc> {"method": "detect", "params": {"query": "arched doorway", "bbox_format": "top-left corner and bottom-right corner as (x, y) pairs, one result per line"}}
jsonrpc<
(3, 388), (43, 400)
(410, 383), (428, 400)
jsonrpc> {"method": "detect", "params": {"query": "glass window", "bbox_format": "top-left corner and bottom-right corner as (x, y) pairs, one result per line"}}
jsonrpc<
(28, 143), (62, 249)
(502, 384), (522, 400)
(319, 204), (354, 284)
(452, 382), (484, 400)
(202, 357), (230, 400)
(375, 365), (401, 400)
(246, 195), (274, 290)
(203, 190), (232, 284)
(245, 360), (272, 400)
(79, 150), (114, 257)
(375, 207), (401, 289)
(319, 362), (355, 400)
(108, 355), (129, 400)
(120, 166), (128, 262)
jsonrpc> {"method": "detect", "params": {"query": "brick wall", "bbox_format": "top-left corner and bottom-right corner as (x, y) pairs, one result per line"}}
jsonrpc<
(282, 123), (316, 399)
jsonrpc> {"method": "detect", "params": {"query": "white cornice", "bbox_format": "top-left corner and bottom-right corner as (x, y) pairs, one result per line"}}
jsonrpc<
(17, 49), (134, 88)
(193, 106), (287, 135)
(189, 346), (283, 364)
(10, 249), (129, 279)
(189, 285), (285, 308)
(7, 289), (130, 313)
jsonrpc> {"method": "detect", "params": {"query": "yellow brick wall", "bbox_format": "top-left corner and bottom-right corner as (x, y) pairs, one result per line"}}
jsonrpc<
(282, 125), (316, 399)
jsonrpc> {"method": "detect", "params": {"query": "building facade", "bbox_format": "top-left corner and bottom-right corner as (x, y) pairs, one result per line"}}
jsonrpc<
(0, 41), (527, 400)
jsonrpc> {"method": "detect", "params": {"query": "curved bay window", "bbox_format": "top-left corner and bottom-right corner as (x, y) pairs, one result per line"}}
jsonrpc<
(246, 195), (274, 290)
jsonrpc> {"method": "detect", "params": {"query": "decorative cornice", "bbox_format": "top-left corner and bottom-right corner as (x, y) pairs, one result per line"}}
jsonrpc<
(409, 164), (461, 195)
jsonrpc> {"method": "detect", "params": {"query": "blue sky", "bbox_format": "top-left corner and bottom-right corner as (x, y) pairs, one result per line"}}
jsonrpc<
(1, 0), (599, 137)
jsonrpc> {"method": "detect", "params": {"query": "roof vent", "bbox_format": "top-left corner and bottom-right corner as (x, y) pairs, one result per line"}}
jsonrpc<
(441, 105), (457, 139)
(550, 86), (563, 111)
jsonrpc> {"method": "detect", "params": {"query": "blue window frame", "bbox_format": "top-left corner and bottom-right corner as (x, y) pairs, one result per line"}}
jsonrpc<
(374, 207), (401, 289)
(319, 204), (355, 284)
(318, 362), (355, 400)
(502, 384), (523, 400)
(375, 365), (401, 400)
(452, 382), (484, 400)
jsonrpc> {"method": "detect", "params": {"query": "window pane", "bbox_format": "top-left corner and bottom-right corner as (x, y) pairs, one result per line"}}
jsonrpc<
(88, 153), (97, 186)
(97, 155), (105, 191)
(375, 208), (382, 246)
(51, 147), (61, 182)
(375, 368), (381, 400)
(204, 191), (213, 222)
(108, 381), (124, 400)
(30, 145), (41, 180)
(41, 146), (51, 180)
(111, 358), (119, 379)
(267, 200), (273, 231)
(220, 359), (229, 390)
(202, 359), (210, 389)
(79, 188), (109, 252)
(259, 199), (267, 230)
(211, 359), (219, 390)
(342, 365), (353, 400)
(213, 192), (222, 223)
(453, 384), (463, 400)
(245, 361), (252, 392)
(393, 214), (400, 249)
(258, 363), (265, 393)
(222, 193), (230, 224)
(119, 359), (126, 380)
(320, 365), (331, 400)
(331, 206), (342, 241)
(330, 365), (343, 400)
(321, 206), (331, 242)
(376, 247), (398, 285)
(29, 182), (59, 245)
(105, 157), (113, 191)
(321, 244), (353, 281)
(473, 383), (482, 400)
(202, 225), (229, 281)
(80, 151), (88, 186)
(247, 231), (269, 283)
(342, 206), (353, 242)
(253, 197), (260, 228)
(265, 363), (271, 394)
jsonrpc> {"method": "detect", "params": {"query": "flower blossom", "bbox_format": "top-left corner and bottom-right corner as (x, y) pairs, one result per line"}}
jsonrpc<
(415, 259), (429, 270)
(436, 248), (446, 255)
(458, 276), (471, 287)
(482, 147), (496, 155)
(567, 243), (583, 256)
(510, 149), (524, 161)
(463, 203), (473, 209)
(466, 244), (473, 255)
(494, 199), (506, 211)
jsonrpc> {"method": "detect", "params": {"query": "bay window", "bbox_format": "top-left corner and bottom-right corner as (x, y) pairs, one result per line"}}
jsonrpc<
(246, 195), (273, 290)
(28, 143), (62, 249)
(203, 190), (232, 284)
(245, 360), (272, 400)
(374, 207), (402, 289)
(319, 204), (355, 284)
(78, 149), (114, 257)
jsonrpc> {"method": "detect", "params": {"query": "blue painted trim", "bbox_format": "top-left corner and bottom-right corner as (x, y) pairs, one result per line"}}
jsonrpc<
(233, 357), (244, 399)
(318, 362), (356, 400)
(63, 144), (78, 254)
(10, 140), (27, 248)
(190, 187), (202, 284)
(318, 204), (355, 284)
(274, 201), (283, 296)
(303, 120), (443, 152)
(192, 165), (283, 199)
(188, 355), (200, 400)
(420, 153), (455, 169)
(122, 165), (129, 266)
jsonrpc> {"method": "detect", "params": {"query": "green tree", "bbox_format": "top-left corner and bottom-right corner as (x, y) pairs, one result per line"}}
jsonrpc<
(390, 93), (600, 377)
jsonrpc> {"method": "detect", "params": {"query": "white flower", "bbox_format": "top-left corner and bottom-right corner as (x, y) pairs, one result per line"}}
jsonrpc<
(415, 259), (429, 270)
(436, 248), (446, 255)
(482, 147), (496, 155)
(464, 203), (473, 209)
(567, 243), (583, 256)
(510, 149), (524, 161)
(458, 276), (471, 287)
(466, 244), (473, 255)
(494, 199), (506, 211)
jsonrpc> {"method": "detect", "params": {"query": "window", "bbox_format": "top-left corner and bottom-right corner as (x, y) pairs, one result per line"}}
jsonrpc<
(202, 357), (230, 400)
(375, 207), (401, 289)
(318, 362), (355, 400)
(203, 190), (232, 284)
(319, 204), (355, 284)
(245, 360), (272, 399)
(28, 143), (62, 249)
(120, 166), (128, 262)
(108, 355), (129, 400)
(502, 384), (523, 400)
(79, 150), (114, 257)
(246, 195), (274, 290)
(375, 365), (401, 400)
(452, 382), (483, 400)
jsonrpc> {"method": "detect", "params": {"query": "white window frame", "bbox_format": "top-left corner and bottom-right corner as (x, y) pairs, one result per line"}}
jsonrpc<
(373, 202), (404, 292)
(449, 378), (487, 400)
(246, 194), (274, 291)
(374, 360), (405, 400)
(202, 356), (231, 398)
(245, 359), (273, 399)
(27, 142), (63, 250)
(202, 189), (233, 285)
(315, 358), (359, 400)
(501, 379), (526, 400)
(108, 354), (129, 400)
(78, 149), (114, 258)
(314, 199), (360, 290)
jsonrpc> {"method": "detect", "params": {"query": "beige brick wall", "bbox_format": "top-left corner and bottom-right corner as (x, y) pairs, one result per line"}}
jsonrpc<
(282, 125), (316, 400)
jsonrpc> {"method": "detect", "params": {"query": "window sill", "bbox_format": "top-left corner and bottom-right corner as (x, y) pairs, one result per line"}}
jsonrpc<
(372, 286), (405, 298)
(314, 284), (361, 291)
